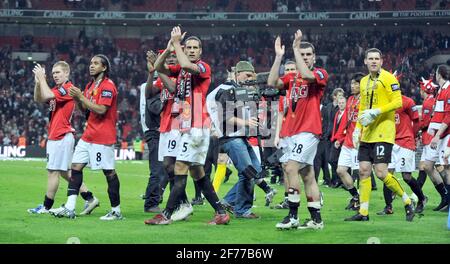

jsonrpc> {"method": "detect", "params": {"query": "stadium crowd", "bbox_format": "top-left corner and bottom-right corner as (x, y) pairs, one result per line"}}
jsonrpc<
(0, 28), (449, 147)
(2, 0), (449, 12)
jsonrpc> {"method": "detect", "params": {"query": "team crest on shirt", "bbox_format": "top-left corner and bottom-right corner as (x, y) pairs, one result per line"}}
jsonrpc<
(58, 87), (67, 96)
(411, 105), (418, 112)
(391, 84), (400, 91)
(101, 90), (113, 98)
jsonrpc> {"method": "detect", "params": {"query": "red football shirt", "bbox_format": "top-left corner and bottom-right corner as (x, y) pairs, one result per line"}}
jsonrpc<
(343, 95), (360, 148)
(168, 60), (211, 131)
(48, 81), (75, 140)
(395, 96), (419, 150)
(278, 68), (327, 137)
(429, 82), (450, 139)
(81, 77), (118, 145)
(421, 94), (435, 145)
(155, 77), (180, 133)
(278, 90), (291, 138)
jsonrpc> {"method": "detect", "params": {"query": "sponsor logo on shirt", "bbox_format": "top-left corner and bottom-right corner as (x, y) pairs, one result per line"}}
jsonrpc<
(58, 87), (67, 96)
(391, 83), (400, 91)
(447, 99), (450, 104)
(424, 109), (430, 114)
(101, 90), (113, 98)
(411, 105), (418, 112)
(197, 63), (206, 73)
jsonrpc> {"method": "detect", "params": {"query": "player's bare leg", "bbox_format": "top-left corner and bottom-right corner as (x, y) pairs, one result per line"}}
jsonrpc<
(190, 164), (229, 224)
(337, 165), (359, 210)
(423, 161), (448, 211)
(276, 160), (302, 230)
(298, 164), (323, 229)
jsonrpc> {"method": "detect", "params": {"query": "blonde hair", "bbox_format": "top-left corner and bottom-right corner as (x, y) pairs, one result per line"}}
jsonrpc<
(53, 61), (70, 74)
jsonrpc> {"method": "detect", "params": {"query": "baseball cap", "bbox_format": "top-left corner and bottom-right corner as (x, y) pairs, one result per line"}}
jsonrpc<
(235, 61), (255, 73)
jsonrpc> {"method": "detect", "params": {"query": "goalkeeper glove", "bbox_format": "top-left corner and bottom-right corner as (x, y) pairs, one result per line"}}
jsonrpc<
(359, 108), (381, 127)
(352, 127), (361, 149)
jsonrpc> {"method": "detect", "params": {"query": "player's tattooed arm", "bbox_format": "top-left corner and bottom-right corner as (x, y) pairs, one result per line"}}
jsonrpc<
(69, 86), (108, 115)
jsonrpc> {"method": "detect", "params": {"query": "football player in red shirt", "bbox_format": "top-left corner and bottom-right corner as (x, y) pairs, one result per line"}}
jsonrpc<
(335, 73), (365, 211)
(430, 65), (450, 212)
(272, 61), (296, 210)
(29, 61), (98, 215)
(146, 27), (229, 225)
(268, 30), (327, 230)
(143, 49), (193, 221)
(418, 77), (448, 211)
(377, 95), (427, 215)
(51, 55), (122, 220)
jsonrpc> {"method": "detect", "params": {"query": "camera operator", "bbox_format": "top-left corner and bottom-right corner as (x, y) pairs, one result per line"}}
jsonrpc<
(207, 61), (262, 219)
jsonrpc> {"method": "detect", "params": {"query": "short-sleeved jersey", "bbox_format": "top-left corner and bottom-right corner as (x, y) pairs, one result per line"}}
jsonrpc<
(48, 81), (75, 140)
(168, 60), (211, 131)
(278, 68), (328, 138)
(395, 96), (419, 150)
(421, 94), (435, 145)
(358, 69), (402, 144)
(81, 77), (118, 145)
(342, 95), (360, 148)
(429, 81), (450, 138)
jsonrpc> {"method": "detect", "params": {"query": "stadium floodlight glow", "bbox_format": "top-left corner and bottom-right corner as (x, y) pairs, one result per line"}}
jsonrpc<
(123, 22), (127, 26)
(157, 23), (160, 26)
(394, 22), (398, 26)
(426, 22), (430, 25)
(265, 23), (269, 27)
(319, 23), (323, 27)
(341, 23), (344, 26)
(373, 23), (376, 26)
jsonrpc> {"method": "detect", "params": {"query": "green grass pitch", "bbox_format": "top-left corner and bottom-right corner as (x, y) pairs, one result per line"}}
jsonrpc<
(0, 159), (448, 244)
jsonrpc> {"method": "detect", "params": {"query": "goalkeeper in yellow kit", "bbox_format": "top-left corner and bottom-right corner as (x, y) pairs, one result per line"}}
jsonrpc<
(346, 48), (415, 221)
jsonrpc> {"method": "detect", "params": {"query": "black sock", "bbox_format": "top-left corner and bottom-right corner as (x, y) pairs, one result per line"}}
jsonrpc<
(347, 187), (359, 198)
(288, 188), (299, 219)
(193, 180), (202, 199)
(163, 175), (188, 218)
(284, 192), (288, 198)
(435, 183), (447, 200)
(404, 177), (425, 202)
(68, 169), (83, 196)
(307, 206), (322, 223)
(43, 195), (54, 210)
(383, 184), (393, 207)
(106, 173), (120, 207)
(417, 170), (427, 189)
(80, 191), (93, 201)
(196, 176), (225, 214)
(257, 180), (272, 193)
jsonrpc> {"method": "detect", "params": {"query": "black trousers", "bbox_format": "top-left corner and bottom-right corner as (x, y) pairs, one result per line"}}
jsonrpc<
(314, 139), (331, 184)
(144, 134), (167, 209)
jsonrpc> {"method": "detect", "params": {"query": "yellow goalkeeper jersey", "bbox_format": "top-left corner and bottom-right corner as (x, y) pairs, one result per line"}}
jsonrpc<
(357, 68), (402, 144)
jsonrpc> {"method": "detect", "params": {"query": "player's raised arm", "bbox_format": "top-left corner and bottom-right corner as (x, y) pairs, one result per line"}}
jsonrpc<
(170, 26), (203, 75)
(267, 36), (285, 89)
(33, 64), (55, 103)
(154, 40), (174, 76)
(292, 29), (315, 82)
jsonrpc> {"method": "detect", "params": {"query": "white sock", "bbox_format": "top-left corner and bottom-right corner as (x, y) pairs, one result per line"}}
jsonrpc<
(112, 205), (121, 213)
(65, 195), (77, 211)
